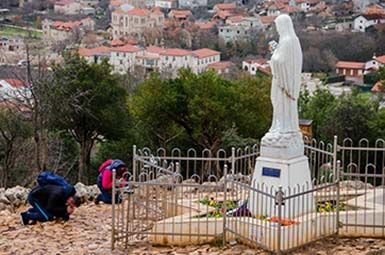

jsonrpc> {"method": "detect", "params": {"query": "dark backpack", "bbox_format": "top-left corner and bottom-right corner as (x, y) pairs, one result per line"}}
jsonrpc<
(37, 171), (76, 197)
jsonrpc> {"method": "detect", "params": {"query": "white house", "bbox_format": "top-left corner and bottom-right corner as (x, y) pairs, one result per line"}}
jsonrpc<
(0, 79), (30, 102)
(364, 54), (385, 73)
(79, 45), (221, 76)
(353, 13), (385, 32)
(110, 44), (142, 73)
(191, 48), (221, 73)
(79, 46), (112, 64)
(218, 16), (263, 43)
(242, 58), (270, 76)
(54, 0), (82, 15)
(155, 0), (177, 9)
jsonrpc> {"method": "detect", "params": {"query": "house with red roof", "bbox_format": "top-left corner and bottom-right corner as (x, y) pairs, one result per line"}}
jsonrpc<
(207, 61), (235, 75)
(242, 58), (271, 76)
(111, 8), (164, 39)
(371, 80), (384, 93)
(365, 54), (385, 74)
(78, 46), (113, 64)
(0, 79), (30, 102)
(213, 3), (237, 13)
(168, 10), (193, 21)
(354, 11), (385, 32)
(42, 17), (95, 43)
(110, 44), (142, 73)
(78, 44), (221, 76)
(335, 61), (365, 79)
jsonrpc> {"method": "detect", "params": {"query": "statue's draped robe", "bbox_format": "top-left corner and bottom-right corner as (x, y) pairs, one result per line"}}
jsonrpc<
(269, 15), (303, 134)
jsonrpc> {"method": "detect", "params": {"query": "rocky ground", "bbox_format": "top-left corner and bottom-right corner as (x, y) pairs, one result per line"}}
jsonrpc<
(1, 204), (385, 255)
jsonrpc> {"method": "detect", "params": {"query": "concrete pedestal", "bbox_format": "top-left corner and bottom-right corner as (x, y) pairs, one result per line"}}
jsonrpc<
(249, 155), (315, 218)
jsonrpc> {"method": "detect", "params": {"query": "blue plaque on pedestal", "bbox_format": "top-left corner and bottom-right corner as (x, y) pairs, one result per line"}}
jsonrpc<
(262, 167), (281, 178)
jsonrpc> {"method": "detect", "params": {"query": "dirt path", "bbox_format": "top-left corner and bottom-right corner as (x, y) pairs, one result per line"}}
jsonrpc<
(1, 204), (385, 255)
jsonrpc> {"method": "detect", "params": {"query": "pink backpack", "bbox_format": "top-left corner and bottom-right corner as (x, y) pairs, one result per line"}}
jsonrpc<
(98, 159), (113, 173)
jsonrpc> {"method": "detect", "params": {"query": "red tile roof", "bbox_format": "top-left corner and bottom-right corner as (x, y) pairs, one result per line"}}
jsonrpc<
(161, 48), (191, 56)
(214, 10), (232, 20)
(336, 61), (365, 69)
(169, 10), (192, 19)
(79, 46), (112, 57)
(111, 39), (125, 47)
(375, 55), (385, 64)
(192, 48), (220, 58)
(52, 20), (82, 31)
(196, 21), (216, 30)
(4, 79), (26, 88)
(110, 0), (122, 7)
(208, 61), (234, 70)
(260, 16), (276, 25)
(214, 3), (236, 11)
(112, 44), (141, 53)
(371, 80), (384, 93)
(146, 45), (164, 54)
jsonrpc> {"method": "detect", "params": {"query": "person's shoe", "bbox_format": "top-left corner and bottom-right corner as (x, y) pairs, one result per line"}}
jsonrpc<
(19, 212), (28, 225)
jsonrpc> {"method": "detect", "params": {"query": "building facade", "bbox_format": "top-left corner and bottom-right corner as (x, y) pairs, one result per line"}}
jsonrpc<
(111, 8), (164, 39)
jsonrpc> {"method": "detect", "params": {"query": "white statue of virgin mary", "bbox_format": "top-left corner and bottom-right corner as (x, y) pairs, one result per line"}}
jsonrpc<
(261, 14), (303, 154)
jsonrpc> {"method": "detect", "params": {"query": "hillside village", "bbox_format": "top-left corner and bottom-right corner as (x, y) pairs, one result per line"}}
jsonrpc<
(1, 1), (385, 254)
(0, 0), (385, 88)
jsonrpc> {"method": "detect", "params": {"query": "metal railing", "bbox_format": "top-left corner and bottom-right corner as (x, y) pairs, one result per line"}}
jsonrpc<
(112, 137), (385, 253)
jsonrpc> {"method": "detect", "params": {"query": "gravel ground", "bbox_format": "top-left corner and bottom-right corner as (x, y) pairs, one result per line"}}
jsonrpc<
(1, 204), (385, 255)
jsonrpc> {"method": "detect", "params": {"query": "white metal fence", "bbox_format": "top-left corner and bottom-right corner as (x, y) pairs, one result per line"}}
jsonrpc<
(111, 137), (385, 253)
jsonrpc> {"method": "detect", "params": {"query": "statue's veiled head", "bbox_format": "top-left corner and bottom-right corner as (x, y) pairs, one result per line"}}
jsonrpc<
(274, 14), (296, 39)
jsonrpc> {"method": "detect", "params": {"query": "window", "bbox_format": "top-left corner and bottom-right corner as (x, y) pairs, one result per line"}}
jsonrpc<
(227, 29), (230, 33)
(141, 18), (145, 24)
(237, 30), (240, 34)
(220, 29), (223, 32)
(173, 57), (176, 61)
(185, 56), (187, 60)
(119, 60), (123, 65)
(166, 56), (168, 61)
(117, 52), (119, 57)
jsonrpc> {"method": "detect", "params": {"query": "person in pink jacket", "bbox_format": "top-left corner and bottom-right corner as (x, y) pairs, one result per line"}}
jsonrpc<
(95, 159), (127, 204)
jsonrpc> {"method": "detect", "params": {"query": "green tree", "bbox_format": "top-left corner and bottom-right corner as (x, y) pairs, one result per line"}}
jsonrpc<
(45, 56), (129, 183)
(319, 91), (378, 142)
(369, 108), (385, 140)
(130, 69), (272, 152)
(0, 108), (32, 187)
(299, 88), (336, 140)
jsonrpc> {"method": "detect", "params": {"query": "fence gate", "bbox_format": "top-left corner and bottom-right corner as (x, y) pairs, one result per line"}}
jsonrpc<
(338, 138), (385, 238)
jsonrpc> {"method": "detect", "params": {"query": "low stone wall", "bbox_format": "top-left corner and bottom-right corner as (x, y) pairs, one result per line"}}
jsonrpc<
(0, 183), (101, 212)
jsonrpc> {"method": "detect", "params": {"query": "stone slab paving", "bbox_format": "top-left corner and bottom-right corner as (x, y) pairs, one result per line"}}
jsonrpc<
(0, 204), (384, 255)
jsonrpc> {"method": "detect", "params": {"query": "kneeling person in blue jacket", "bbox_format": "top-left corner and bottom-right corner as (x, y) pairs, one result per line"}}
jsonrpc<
(20, 172), (81, 225)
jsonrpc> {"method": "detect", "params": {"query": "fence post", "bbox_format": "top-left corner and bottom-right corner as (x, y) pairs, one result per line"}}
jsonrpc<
(231, 147), (235, 174)
(276, 186), (284, 255)
(133, 145), (137, 182)
(222, 164), (228, 246)
(336, 160), (341, 237)
(332, 135), (338, 182)
(111, 169), (117, 250)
